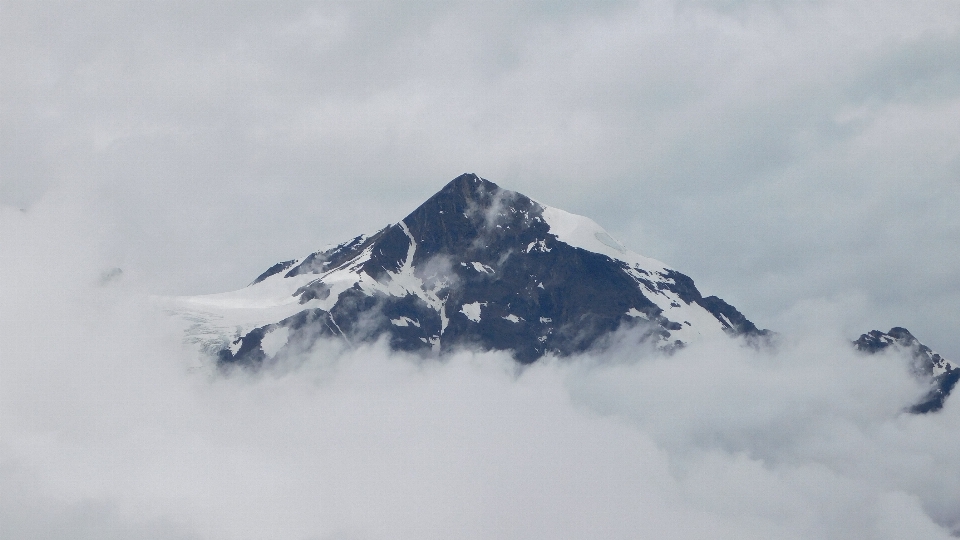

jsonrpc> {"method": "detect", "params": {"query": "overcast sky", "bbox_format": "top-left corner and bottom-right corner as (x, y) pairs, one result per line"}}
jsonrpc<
(3, 3), (960, 538)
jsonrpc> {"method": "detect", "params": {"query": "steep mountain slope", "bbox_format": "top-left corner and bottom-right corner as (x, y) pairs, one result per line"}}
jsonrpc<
(171, 174), (768, 366)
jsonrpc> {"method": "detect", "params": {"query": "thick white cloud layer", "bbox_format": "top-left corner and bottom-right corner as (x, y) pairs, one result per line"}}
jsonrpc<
(2, 182), (958, 539)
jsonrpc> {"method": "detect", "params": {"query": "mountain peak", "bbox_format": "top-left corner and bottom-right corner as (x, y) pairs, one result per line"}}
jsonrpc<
(854, 327), (923, 354)
(411, 173), (499, 217)
(437, 172), (491, 194)
(176, 174), (770, 366)
(855, 327), (957, 413)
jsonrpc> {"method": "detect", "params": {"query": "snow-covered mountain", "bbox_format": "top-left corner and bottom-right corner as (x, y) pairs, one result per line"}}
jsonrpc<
(171, 173), (768, 366)
(167, 173), (954, 412)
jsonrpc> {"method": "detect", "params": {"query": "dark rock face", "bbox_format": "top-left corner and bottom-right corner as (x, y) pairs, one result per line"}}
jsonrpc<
(855, 327), (958, 413)
(250, 260), (296, 285)
(285, 234), (375, 279)
(217, 174), (768, 368)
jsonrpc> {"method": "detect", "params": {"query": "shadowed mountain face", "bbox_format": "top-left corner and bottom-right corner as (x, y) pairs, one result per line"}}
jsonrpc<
(208, 174), (768, 366)
(855, 328), (958, 413)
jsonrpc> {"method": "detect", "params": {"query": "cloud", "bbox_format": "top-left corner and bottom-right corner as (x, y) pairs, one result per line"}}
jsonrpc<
(2, 191), (958, 539)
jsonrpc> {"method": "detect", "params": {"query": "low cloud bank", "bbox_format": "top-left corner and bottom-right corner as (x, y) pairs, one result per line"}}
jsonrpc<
(2, 197), (958, 540)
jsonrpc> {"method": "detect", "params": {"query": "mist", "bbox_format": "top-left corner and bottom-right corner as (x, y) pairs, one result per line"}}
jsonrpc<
(2, 190), (958, 540)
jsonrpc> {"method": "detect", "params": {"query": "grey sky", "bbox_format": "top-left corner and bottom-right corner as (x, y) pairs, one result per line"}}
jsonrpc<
(2, 0), (958, 361)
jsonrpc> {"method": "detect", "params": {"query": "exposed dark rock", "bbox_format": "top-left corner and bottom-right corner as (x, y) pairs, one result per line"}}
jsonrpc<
(696, 296), (770, 338)
(251, 260), (296, 285)
(285, 234), (378, 278)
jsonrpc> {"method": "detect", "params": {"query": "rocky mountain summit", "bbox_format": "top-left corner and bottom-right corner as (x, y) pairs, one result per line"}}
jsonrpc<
(855, 327), (958, 413)
(170, 173), (954, 412)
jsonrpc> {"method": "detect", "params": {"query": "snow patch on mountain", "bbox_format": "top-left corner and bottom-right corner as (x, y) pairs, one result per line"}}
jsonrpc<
(260, 327), (290, 358)
(461, 302), (484, 323)
(391, 316), (421, 328)
(540, 205), (666, 273)
(470, 262), (494, 274)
